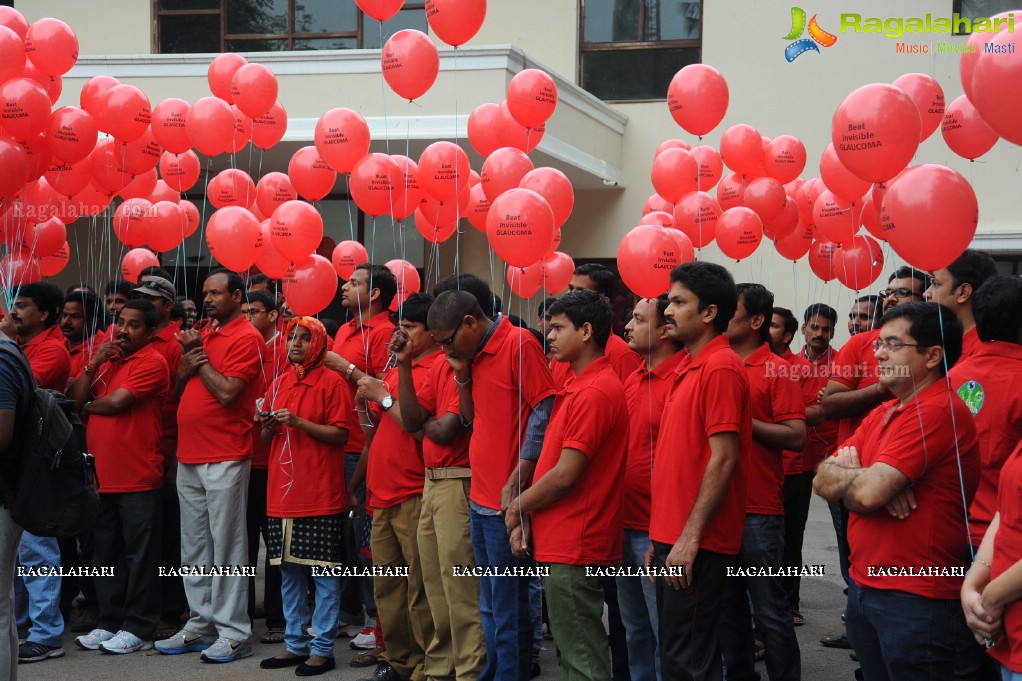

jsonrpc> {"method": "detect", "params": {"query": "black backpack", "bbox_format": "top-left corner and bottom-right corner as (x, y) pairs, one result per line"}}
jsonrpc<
(0, 342), (99, 537)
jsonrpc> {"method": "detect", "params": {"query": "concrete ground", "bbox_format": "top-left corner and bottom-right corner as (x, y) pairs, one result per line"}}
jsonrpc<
(21, 494), (859, 680)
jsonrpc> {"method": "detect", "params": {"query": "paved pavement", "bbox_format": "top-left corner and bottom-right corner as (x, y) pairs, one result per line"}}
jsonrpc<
(20, 494), (860, 680)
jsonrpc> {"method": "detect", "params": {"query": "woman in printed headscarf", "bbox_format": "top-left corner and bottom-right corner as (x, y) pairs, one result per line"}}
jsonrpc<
(257, 316), (352, 676)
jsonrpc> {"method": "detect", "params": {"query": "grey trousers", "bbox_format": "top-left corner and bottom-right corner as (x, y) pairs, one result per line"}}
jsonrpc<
(177, 459), (252, 642)
(0, 507), (23, 680)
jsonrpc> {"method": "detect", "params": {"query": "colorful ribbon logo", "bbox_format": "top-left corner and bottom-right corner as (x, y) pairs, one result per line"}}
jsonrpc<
(784, 7), (837, 62)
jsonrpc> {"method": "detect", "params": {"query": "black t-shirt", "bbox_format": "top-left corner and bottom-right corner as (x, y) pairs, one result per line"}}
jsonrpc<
(0, 340), (31, 506)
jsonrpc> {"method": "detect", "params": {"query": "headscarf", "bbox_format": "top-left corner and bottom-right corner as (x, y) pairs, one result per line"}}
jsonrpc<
(284, 316), (328, 381)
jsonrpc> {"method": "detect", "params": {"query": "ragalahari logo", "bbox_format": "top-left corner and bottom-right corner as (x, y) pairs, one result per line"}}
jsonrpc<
(783, 7), (838, 61)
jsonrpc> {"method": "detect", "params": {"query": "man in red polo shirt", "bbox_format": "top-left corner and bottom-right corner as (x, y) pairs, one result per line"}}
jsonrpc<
(426, 290), (555, 681)
(61, 289), (101, 388)
(506, 289), (629, 681)
(814, 302), (979, 681)
(327, 263), (398, 638)
(155, 269), (263, 663)
(67, 299), (170, 655)
(615, 294), (683, 681)
(397, 278), (486, 681)
(923, 249), (997, 361)
(646, 261), (750, 681)
(355, 293), (440, 681)
(720, 284), (804, 681)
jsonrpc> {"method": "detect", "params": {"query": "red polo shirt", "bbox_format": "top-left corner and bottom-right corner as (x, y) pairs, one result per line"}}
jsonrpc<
(830, 329), (882, 445)
(469, 317), (556, 511)
(531, 356), (629, 565)
(845, 380), (979, 599)
(177, 314), (264, 464)
(22, 325), (71, 391)
(418, 359), (470, 468)
(67, 341), (93, 386)
(947, 341), (1022, 546)
(960, 326), (981, 361)
(780, 349), (816, 476)
(332, 313), (396, 454)
(990, 442), (1022, 671)
(86, 343), (170, 492)
(264, 365), (350, 517)
(551, 333), (642, 389)
(650, 335), (752, 554)
(621, 350), (684, 531)
(743, 344), (806, 516)
(150, 324), (183, 458)
(253, 333), (291, 470)
(366, 352), (439, 509)
(796, 347), (841, 473)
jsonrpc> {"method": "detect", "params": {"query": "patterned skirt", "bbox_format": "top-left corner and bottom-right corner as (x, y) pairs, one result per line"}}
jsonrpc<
(266, 513), (347, 568)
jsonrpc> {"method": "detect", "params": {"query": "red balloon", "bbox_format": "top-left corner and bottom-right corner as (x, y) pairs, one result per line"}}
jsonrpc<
(314, 108), (371, 174)
(45, 156), (91, 197)
(146, 179), (179, 204)
(763, 196), (799, 241)
(418, 141), (471, 201)
(674, 188), (723, 246)
(468, 103), (503, 157)
(942, 94), (998, 160)
(17, 132), (51, 183)
(207, 206), (261, 271)
(0, 25), (25, 87)
(763, 135), (806, 184)
(116, 128), (162, 176)
(415, 208), (458, 243)
(542, 251), (574, 294)
(252, 100), (287, 150)
(496, 101), (544, 153)
(775, 221), (814, 261)
(349, 153), (400, 217)
(425, 0), (486, 47)
(832, 83), (920, 183)
(288, 146), (337, 201)
(892, 73), (944, 142)
(668, 228), (696, 265)
(44, 106), (97, 164)
(720, 124), (762, 177)
(254, 221), (290, 278)
(390, 154), (423, 221)
(481, 147), (534, 202)
(385, 259), (421, 312)
(834, 234), (885, 291)
(0, 7), (27, 39)
(651, 148), (698, 203)
(690, 144), (723, 190)
(146, 201), (186, 252)
(119, 168), (158, 201)
(0, 136), (30, 201)
(255, 172), (298, 220)
(151, 98), (192, 154)
(113, 198), (153, 247)
(231, 63), (277, 118)
(382, 30), (439, 101)
(332, 240), (369, 279)
(90, 137), (130, 194)
(99, 84), (151, 142)
(282, 255), (337, 315)
(617, 225), (681, 298)
(80, 75), (118, 120)
(208, 53), (248, 104)
(0, 250), (41, 286)
(716, 207), (763, 261)
(24, 216), (64, 257)
(808, 240), (837, 281)
(0, 78), (50, 139)
(667, 64), (729, 136)
(120, 248), (158, 283)
(813, 189), (858, 245)
(24, 18), (78, 76)
(228, 105), (252, 153)
(67, 182), (112, 219)
(640, 211), (673, 229)
(180, 199), (200, 237)
(819, 143), (870, 204)
(642, 193), (673, 216)
(466, 182), (491, 232)
(971, 30), (1022, 145)
(507, 69), (558, 128)
(507, 263), (544, 299)
(743, 176), (785, 224)
(882, 164), (978, 271)
(417, 191), (469, 231)
(356, 0), (405, 21)
(486, 188), (555, 267)
(860, 189), (885, 241)
(21, 61), (59, 108)
(518, 167), (573, 229)
(270, 200), (323, 262)
(187, 96), (235, 157)
(797, 178), (824, 225)
(39, 241), (68, 276)
(159, 150), (200, 193)
(208, 169), (255, 209)
(716, 173), (745, 211)
(655, 139), (691, 157)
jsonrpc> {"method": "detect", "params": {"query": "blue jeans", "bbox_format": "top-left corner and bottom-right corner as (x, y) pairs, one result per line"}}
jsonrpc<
(846, 582), (964, 681)
(720, 514), (800, 681)
(617, 528), (659, 681)
(1003, 667), (1022, 681)
(280, 562), (340, 658)
(15, 532), (63, 647)
(470, 509), (530, 681)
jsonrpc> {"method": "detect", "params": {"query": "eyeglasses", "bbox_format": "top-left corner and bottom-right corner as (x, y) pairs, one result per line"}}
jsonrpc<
(244, 308), (268, 317)
(435, 317), (465, 348)
(879, 287), (922, 300)
(872, 338), (933, 353)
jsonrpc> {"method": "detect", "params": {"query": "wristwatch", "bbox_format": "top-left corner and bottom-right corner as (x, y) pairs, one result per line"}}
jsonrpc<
(380, 395), (394, 412)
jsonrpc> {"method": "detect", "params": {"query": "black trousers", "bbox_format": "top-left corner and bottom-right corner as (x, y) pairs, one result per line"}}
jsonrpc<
(781, 471), (815, 610)
(247, 467), (284, 629)
(93, 490), (163, 639)
(654, 542), (734, 681)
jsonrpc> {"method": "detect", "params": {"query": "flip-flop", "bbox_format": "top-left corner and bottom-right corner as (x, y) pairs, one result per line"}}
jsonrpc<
(260, 628), (286, 644)
(350, 647), (384, 668)
(793, 612), (805, 626)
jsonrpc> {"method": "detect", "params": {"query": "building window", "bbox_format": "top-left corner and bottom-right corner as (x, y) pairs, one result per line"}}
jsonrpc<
(579, 0), (702, 102)
(155, 0), (427, 54)
(953, 0), (1018, 33)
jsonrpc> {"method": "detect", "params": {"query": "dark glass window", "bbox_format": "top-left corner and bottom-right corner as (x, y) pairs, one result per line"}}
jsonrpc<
(159, 14), (220, 54)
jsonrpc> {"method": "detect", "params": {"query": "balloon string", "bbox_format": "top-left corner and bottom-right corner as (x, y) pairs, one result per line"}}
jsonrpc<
(195, 158), (213, 279)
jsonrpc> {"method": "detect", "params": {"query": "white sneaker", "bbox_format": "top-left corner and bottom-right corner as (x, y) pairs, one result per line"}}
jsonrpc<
(75, 629), (115, 651)
(99, 630), (154, 654)
(350, 626), (378, 649)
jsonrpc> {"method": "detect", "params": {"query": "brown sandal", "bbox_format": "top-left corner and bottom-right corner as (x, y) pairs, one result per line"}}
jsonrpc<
(350, 646), (384, 668)
(260, 627), (286, 644)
